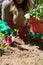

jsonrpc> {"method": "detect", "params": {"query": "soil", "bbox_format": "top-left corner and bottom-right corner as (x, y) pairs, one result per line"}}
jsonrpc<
(0, 38), (43, 65)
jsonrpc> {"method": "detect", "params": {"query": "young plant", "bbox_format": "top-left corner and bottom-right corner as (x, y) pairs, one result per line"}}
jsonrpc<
(27, 3), (43, 21)
(0, 42), (9, 56)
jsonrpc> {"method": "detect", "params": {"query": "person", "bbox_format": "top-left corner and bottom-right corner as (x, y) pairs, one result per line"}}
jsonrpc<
(1, 0), (14, 29)
(9, 0), (34, 28)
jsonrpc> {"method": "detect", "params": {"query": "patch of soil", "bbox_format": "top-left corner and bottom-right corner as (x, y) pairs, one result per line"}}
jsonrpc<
(0, 41), (43, 65)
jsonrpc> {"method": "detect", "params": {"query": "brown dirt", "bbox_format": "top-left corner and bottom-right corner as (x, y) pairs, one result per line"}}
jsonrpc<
(0, 39), (43, 65)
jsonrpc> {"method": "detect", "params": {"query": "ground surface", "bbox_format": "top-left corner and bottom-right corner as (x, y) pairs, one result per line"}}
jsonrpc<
(0, 40), (43, 65)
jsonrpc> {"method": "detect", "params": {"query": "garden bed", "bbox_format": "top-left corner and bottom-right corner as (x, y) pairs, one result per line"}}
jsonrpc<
(0, 40), (43, 65)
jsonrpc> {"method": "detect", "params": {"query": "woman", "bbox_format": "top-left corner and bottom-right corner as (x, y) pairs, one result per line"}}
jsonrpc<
(9, 0), (34, 28)
(12, 0), (34, 12)
(2, 0), (14, 29)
